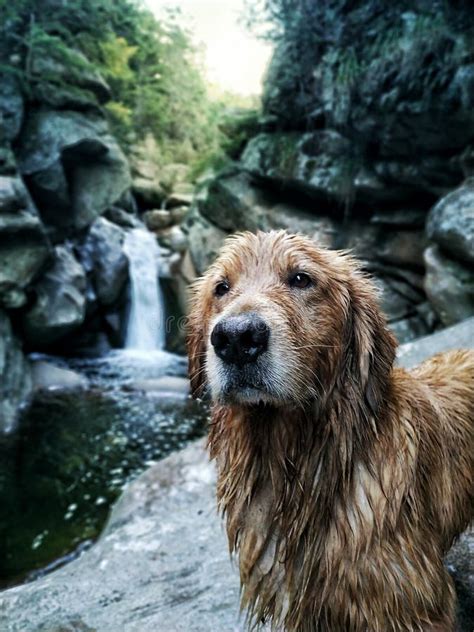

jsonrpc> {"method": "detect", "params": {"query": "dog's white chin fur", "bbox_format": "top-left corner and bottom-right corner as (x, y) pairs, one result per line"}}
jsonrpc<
(217, 386), (280, 407)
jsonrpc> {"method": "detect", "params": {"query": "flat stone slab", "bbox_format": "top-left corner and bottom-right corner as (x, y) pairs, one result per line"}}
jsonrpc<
(397, 316), (474, 368)
(128, 375), (190, 398)
(1, 319), (473, 632)
(0, 440), (244, 632)
(31, 360), (89, 391)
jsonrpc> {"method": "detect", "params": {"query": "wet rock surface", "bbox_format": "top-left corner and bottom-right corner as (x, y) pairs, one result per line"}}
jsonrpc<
(16, 109), (131, 237)
(424, 246), (474, 326)
(77, 217), (129, 307)
(0, 176), (51, 309)
(0, 310), (32, 433)
(1, 321), (472, 632)
(31, 360), (88, 392)
(427, 179), (474, 266)
(21, 246), (87, 347)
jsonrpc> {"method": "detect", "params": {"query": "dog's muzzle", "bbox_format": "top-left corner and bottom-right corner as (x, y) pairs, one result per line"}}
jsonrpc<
(210, 312), (269, 366)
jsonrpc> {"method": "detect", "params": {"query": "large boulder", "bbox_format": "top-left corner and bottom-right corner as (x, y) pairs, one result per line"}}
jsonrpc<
(427, 179), (474, 265)
(78, 217), (129, 307)
(21, 246), (87, 347)
(0, 176), (51, 309)
(196, 169), (337, 246)
(197, 169), (269, 231)
(0, 319), (472, 631)
(424, 245), (474, 326)
(0, 310), (31, 433)
(241, 131), (399, 206)
(183, 206), (227, 276)
(16, 109), (131, 236)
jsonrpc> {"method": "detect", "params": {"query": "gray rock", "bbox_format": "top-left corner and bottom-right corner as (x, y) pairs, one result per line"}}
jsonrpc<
(0, 175), (29, 213)
(166, 192), (193, 208)
(427, 179), (474, 265)
(424, 245), (474, 326)
(1, 319), (473, 632)
(0, 74), (23, 142)
(373, 229), (426, 269)
(144, 209), (173, 230)
(0, 439), (242, 632)
(31, 360), (88, 391)
(197, 170), (337, 246)
(241, 130), (406, 206)
(0, 177), (51, 308)
(132, 178), (165, 209)
(261, 4), (473, 195)
(170, 205), (190, 225)
(16, 110), (131, 235)
(157, 225), (188, 253)
(129, 376), (190, 398)
(0, 310), (32, 433)
(22, 247), (87, 346)
(0, 146), (17, 176)
(184, 206), (227, 275)
(396, 317), (474, 368)
(79, 217), (129, 306)
(197, 170), (266, 232)
(267, 203), (336, 247)
(242, 131), (350, 203)
(370, 209), (426, 229)
(104, 206), (140, 229)
(374, 276), (420, 324)
(389, 315), (431, 345)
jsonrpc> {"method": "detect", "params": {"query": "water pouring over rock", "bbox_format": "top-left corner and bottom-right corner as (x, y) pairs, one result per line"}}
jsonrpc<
(123, 228), (165, 351)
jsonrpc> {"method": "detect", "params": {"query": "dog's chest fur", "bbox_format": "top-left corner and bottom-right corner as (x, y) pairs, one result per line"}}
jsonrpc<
(208, 382), (465, 632)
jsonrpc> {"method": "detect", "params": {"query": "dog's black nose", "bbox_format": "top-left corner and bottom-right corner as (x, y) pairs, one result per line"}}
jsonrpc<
(211, 313), (269, 365)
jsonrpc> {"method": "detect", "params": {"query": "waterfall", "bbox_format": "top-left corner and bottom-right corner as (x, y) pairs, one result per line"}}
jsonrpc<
(123, 228), (165, 351)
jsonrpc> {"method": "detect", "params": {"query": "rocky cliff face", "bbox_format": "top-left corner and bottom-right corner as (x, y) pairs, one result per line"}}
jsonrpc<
(0, 54), (136, 430)
(182, 0), (474, 347)
(0, 45), (197, 430)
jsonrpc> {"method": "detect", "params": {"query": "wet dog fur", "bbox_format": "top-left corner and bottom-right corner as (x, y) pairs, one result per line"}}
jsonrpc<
(187, 231), (473, 632)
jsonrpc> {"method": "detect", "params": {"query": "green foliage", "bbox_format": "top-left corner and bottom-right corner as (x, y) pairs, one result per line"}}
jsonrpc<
(0, 0), (247, 174)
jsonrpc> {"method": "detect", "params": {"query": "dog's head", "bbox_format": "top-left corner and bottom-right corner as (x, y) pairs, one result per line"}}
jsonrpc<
(187, 231), (396, 412)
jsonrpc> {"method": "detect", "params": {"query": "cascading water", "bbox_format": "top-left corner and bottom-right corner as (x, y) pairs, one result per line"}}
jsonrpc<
(123, 228), (165, 351)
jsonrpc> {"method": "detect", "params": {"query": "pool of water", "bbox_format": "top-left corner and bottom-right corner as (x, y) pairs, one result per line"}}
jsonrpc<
(0, 350), (209, 588)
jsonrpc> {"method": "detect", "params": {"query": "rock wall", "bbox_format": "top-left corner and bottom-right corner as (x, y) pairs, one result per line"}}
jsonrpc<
(179, 1), (474, 346)
(0, 48), (197, 428)
(0, 55), (136, 430)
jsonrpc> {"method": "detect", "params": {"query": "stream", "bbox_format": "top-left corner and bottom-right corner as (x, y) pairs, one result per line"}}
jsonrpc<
(0, 350), (208, 589)
(0, 228), (208, 589)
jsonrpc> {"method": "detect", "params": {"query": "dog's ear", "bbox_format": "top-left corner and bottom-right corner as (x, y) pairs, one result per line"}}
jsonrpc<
(345, 274), (397, 417)
(186, 278), (207, 398)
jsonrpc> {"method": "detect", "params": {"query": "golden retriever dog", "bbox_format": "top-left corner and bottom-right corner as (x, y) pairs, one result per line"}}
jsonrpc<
(187, 231), (473, 632)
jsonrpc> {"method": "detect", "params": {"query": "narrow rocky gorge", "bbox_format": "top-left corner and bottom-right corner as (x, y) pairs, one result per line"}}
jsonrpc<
(0, 1), (473, 628)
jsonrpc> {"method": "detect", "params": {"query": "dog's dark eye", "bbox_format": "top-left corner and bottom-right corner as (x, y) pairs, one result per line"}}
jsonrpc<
(215, 280), (230, 297)
(288, 272), (312, 289)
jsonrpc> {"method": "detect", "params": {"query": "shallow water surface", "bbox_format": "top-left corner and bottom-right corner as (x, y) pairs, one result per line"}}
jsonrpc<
(0, 351), (208, 588)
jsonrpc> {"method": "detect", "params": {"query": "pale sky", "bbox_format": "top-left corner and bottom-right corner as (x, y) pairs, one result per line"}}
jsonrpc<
(145, 0), (273, 95)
